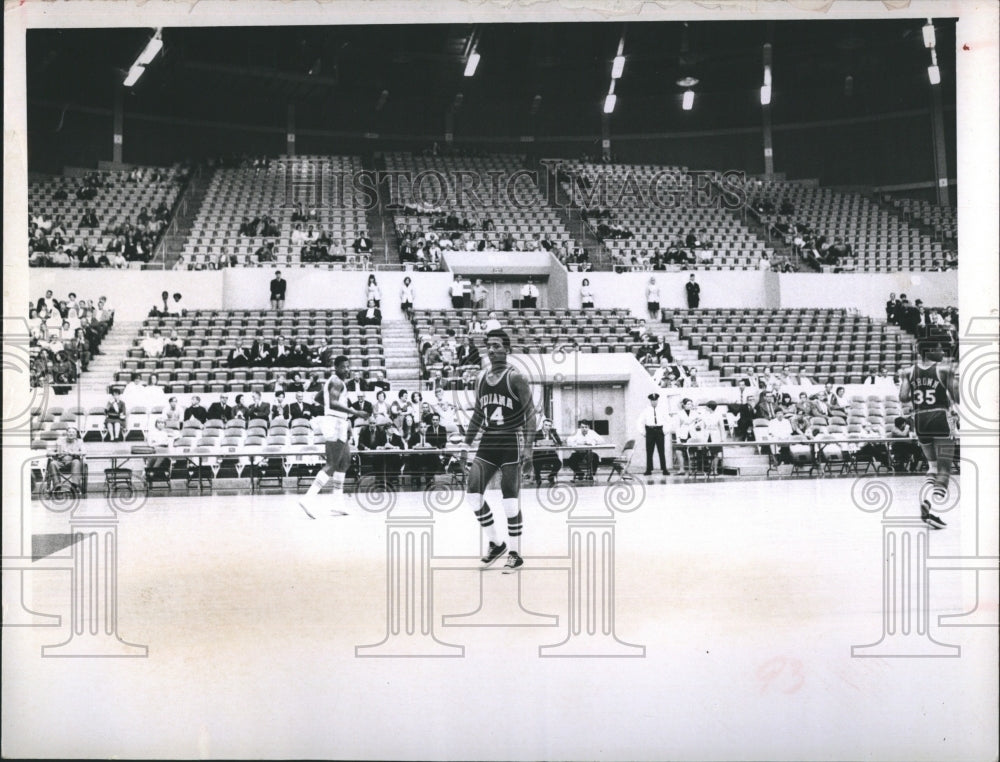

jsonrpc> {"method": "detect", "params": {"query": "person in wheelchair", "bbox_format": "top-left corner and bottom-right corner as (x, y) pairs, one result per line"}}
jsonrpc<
(47, 426), (85, 493)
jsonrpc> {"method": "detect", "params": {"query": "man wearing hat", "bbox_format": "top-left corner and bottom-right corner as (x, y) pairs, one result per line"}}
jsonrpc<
(637, 392), (670, 476)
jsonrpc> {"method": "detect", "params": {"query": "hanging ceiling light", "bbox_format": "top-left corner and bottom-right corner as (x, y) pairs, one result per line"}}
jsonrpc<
(123, 63), (145, 88)
(136, 29), (163, 66)
(464, 51), (480, 77)
(682, 89), (695, 110)
(922, 19), (936, 49)
(611, 55), (625, 79)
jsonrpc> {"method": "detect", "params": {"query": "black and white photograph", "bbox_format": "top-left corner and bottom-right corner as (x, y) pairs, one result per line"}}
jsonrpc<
(3, 1), (997, 759)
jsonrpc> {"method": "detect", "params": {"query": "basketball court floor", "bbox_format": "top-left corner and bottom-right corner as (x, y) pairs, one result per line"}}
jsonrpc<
(3, 475), (997, 760)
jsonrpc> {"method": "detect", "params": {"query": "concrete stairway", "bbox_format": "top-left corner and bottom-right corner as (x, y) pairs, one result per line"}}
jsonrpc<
(379, 320), (423, 392)
(641, 320), (721, 386)
(76, 320), (145, 397)
(155, 168), (215, 270)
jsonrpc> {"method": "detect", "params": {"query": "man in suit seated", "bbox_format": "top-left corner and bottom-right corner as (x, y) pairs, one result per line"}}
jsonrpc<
(247, 391), (272, 422)
(532, 417), (563, 485)
(346, 370), (371, 393)
(248, 334), (270, 367)
(269, 336), (294, 368)
(357, 416), (388, 483)
(206, 394), (233, 423)
(287, 391), (313, 422)
(405, 420), (441, 486)
(356, 299), (382, 327)
(348, 394), (374, 419)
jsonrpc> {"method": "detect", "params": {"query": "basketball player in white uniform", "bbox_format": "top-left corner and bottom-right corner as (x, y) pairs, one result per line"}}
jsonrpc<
(300, 354), (370, 518)
(460, 329), (535, 573)
(898, 341), (959, 529)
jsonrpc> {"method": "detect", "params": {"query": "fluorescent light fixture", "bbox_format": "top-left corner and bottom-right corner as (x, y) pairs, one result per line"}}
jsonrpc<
(612, 55), (625, 79)
(136, 31), (163, 66)
(464, 52), (480, 77)
(530, 94), (542, 115)
(603, 93), (617, 114)
(927, 65), (940, 85)
(922, 21), (936, 49)
(376, 90), (389, 111)
(123, 64), (145, 87)
(763, 65), (772, 88)
(682, 89), (694, 110)
(760, 84), (772, 105)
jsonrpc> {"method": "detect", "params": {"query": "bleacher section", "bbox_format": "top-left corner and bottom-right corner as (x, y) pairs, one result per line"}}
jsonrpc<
(115, 310), (384, 393)
(180, 155), (367, 268)
(663, 308), (915, 384)
(747, 180), (946, 272)
(892, 197), (957, 244)
(412, 308), (636, 356)
(385, 152), (578, 252)
(28, 166), (186, 266)
(555, 161), (776, 271)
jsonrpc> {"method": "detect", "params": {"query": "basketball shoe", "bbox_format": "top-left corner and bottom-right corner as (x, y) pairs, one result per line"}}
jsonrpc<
(502, 551), (524, 574)
(481, 541), (507, 569)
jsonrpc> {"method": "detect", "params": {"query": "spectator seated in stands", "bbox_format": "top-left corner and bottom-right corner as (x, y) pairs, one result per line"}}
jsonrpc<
(357, 299), (382, 327)
(259, 214), (280, 237)
(823, 236), (851, 266)
(246, 391), (271, 422)
(255, 241), (277, 263)
(141, 328), (165, 358)
(184, 396), (208, 424)
(207, 394), (233, 423)
(80, 206), (101, 229)
(353, 231), (373, 257)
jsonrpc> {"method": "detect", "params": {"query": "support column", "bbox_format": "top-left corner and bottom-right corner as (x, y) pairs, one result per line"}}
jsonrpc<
(112, 83), (124, 165)
(286, 103), (296, 157)
(929, 83), (950, 206)
(600, 113), (611, 162)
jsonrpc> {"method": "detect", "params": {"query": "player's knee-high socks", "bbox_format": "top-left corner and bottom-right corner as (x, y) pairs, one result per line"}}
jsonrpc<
(466, 492), (501, 545)
(503, 498), (522, 554)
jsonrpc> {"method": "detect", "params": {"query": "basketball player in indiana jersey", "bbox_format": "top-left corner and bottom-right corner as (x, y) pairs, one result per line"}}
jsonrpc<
(461, 329), (536, 572)
(898, 341), (959, 529)
(300, 354), (370, 518)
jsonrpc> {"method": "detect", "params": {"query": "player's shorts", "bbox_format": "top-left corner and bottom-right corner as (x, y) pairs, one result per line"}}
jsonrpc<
(647, 301), (660, 312)
(318, 415), (350, 443)
(474, 431), (522, 470)
(914, 409), (951, 442)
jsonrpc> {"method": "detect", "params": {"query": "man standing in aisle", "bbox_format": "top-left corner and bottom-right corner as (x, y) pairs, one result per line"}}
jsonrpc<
(685, 274), (701, 309)
(299, 355), (371, 518)
(269, 271), (287, 310)
(460, 330), (536, 573)
(637, 392), (670, 476)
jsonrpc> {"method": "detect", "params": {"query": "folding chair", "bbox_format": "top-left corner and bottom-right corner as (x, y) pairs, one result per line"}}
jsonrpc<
(606, 439), (636, 482)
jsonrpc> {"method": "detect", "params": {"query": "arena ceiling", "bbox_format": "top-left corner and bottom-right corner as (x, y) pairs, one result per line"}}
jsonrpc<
(27, 20), (955, 135)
